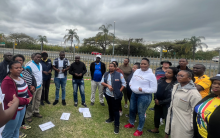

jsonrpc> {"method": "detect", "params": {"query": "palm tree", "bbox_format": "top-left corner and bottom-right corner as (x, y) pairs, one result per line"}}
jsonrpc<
(98, 24), (114, 54)
(37, 35), (48, 52)
(187, 36), (208, 59)
(63, 29), (80, 57)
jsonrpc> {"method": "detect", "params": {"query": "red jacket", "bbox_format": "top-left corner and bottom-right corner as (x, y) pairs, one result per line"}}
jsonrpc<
(1, 76), (33, 119)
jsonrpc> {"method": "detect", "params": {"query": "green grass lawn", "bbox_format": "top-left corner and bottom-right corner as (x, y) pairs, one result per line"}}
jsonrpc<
(21, 79), (165, 138)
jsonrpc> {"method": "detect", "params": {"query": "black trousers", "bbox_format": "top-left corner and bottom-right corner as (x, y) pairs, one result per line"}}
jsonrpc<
(41, 79), (51, 101)
(105, 93), (122, 126)
(154, 104), (168, 128)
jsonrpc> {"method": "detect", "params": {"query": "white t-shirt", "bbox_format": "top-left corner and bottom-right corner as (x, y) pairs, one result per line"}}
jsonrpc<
(53, 58), (70, 78)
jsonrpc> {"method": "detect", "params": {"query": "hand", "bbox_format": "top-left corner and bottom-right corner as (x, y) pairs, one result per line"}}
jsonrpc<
(75, 73), (79, 76)
(62, 69), (66, 73)
(78, 73), (82, 76)
(43, 71), (49, 75)
(139, 87), (142, 92)
(56, 69), (60, 73)
(27, 97), (32, 103)
(155, 99), (160, 105)
(8, 94), (19, 107)
(48, 70), (51, 74)
(30, 85), (35, 93)
(108, 85), (113, 91)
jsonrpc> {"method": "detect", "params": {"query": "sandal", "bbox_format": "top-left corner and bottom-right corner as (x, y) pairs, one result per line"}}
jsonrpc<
(25, 117), (32, 123)
(147, 129), (159, 133)
(19, 132), (27, 138)
(21, 124), (31, 130)
(33, 113), (43, 118)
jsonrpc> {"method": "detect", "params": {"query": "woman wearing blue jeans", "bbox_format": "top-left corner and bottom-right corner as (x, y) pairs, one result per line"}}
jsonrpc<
(124, 58), (157, 136)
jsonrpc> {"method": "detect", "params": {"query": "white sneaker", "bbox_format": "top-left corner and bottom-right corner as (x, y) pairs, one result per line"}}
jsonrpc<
(160, 118), (164, 125)
(119, 111), (123, 116)
(103, 95), (105, 98)
(124, 104), (128, 108)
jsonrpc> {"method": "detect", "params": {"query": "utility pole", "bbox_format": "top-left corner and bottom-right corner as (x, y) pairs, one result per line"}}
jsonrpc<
(127, 38), (142, 58)
(112, 21), (115, 58)
(160, 46), (163, 62)
(218, 49), (220, 73)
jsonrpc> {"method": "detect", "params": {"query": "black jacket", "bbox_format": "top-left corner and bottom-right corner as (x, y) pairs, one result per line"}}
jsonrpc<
(90, 61), (106, 80)
(69, 61), (87, 79)
(176, 65), (195, 82)
(154, 77), (177, 107)
(0, 60), (10, 85)
(193, 93), (220, 138)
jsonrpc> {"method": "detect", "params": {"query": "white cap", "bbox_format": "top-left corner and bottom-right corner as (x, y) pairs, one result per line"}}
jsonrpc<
(96, 55), (101, 58)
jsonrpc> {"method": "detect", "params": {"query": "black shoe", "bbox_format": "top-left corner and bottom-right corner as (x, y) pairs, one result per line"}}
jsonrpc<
(100, 103), (105, 106)
(45, 100), (51, 104)
(149, 107), (154, 111)
(62, 100), (66, 106)
(147, 129), (159, 133)
(105, 118), (114, 123)
(74, 102), (78, 107)
(90, 102), (94, 106)
(41, 101), (44, 106)
(114, 126), (119, 134)
(82, 103), (87, 107)
(53, 100), (59, 105)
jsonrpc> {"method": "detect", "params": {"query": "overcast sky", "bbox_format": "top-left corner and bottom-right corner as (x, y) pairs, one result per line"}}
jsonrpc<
(0, 0), (219, 50)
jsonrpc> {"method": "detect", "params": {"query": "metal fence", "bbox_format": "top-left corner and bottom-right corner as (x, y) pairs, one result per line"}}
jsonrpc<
(0, 48), (219, 77)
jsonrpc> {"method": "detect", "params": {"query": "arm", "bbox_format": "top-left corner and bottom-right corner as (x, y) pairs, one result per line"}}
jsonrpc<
(82, 63), (87, 75)
(52, 65), (60, 73)
(62, 60), (70, 72)
(0, 95), (19, 127)
(195, 79), (211, 92)
(120, 73), (126, 91)
(90, 63), (93, 76)
(142, 74), (158, 93)
(101, 75), (113, 91)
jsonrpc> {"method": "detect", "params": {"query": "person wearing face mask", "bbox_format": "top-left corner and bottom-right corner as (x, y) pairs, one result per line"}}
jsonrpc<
(165, 70), (202, 138)
(0, 52), (12, 86)
(52, 51), (70, 106)
(193, 74), (220, 138)
(1, 61), (32, 138)
(69, 55), (87, 107)
(124, 58), (157, 136)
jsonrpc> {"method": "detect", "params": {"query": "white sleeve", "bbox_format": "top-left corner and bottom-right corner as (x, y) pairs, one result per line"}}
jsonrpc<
(67, 60), (70, 66)
(129, 71), (139, 92)
(142, 74), (157, 93)
(52, 60), (55, 66)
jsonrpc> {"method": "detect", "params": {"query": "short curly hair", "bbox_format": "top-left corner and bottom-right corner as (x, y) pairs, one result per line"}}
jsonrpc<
(12, 54), (25, 62)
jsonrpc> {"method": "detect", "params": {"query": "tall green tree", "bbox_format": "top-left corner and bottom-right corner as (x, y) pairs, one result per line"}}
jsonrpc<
(37, 35), (48, 52)
(63, 29), (80, 56)
(187, 36), (208, 59)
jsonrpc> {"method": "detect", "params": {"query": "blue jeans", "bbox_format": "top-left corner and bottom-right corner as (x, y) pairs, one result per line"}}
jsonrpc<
(2, 107), (26, 138)
(54, 77), (67, 100)
(129, 93), (152, 131)
(72, 79), (85, 103)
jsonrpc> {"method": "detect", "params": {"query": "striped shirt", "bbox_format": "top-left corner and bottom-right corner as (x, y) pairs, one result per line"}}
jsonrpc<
(14, 77), (29, 110)
(21, 68), (32, 86)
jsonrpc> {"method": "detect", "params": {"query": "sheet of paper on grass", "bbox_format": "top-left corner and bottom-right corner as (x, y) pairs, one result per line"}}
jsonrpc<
(60, 113), (70, 120)
(0, 88), (5, 138)
(83, 111), (91, 118)
(78, 108), (90, 113)
(39, 121), (55, 131)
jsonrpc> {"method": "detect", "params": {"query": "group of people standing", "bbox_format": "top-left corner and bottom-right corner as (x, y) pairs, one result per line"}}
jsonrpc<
(0, 51), (220, 138)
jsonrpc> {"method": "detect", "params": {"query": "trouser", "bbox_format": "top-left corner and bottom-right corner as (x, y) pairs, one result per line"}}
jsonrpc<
(105, 93), (122, 126)
(122, 88), (128, 103)
(72, 78), (85, 103)
(90, 80), (104, 103)
(154, 104), (168, 128)
(26, 86), (42, 118)
(129, 93), (152, 131)
(54, 77), (67, 100)
(21, 105), (28, 126)
(127, 89), (132, 102)
(41, 79), (51, 101)
(2, 107), (26, 138)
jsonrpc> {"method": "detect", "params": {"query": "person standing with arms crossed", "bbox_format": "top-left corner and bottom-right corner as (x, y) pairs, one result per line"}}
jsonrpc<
(90, 55), (106, 106)
(119, 58), (132, 109)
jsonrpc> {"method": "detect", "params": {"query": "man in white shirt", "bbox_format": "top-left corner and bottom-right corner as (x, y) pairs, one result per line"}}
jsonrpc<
(52, 51), (70, 106)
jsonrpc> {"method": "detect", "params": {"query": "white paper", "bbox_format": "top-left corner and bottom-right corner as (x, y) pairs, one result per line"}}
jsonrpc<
(0, 88), (5, 137)
(78, 108), (90, 113)
(83, 111), (91, 118)
(39, 121), (55, 131)
(60, 113), (70, 120)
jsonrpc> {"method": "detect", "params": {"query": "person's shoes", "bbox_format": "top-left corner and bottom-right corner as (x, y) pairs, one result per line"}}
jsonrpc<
(114, 126), (119, 134)
(41, 101), (44, 106)
(62, 100), (66, 106)
(45, 100), (51, 104)
(74, 102), (78, 107)
(147, 129), (159, 133)
(33, 113), (43, 118)
(149, 107), (154, 111)
(124, 123), (135, 128)
(26, 117), (32, 123)
(21, 124), (31, 130)
(124, 104), (128, 108)
(90, 102), (94, 106)
(19, 131), (27, 138)
(105, 118), (114, 123)
(82, 103), (87, 107)
(119, 111), (123, 116)
(100, 103), (105, 106)
(53, 100), (59, 105)
(133, 130), (143, 136)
